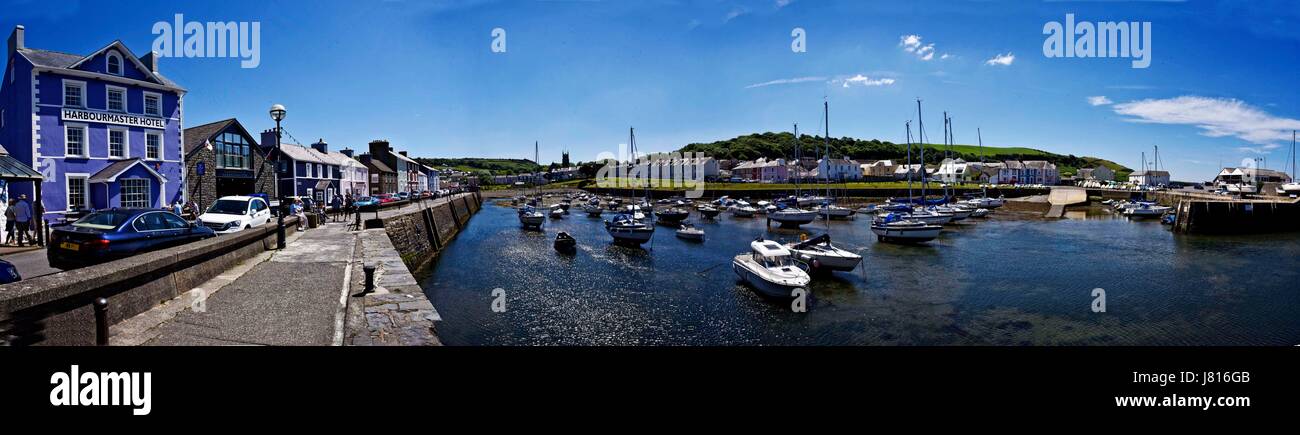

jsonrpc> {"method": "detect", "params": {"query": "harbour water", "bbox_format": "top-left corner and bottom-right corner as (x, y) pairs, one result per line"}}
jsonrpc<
(419, 201), (1300, 345)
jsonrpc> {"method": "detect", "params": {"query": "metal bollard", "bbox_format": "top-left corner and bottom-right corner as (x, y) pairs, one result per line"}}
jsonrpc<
(93, 297), (109, 346)
(353, 264), (376, 297)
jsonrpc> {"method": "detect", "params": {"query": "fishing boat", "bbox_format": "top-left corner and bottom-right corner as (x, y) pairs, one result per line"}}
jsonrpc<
(554, 232), (576, 253)
(732, 239), (811, 299)
(871, 213), (943, 243)
(786, 233), (862, 272)
(518, 205), (545, 228)
(675, 224), (705, 241)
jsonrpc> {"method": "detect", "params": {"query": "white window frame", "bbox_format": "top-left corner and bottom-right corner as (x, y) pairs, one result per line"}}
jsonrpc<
(143, 91), (162, 117)
(107, 126), (129, 159)
(65, 173), (90, 211)
(64, 123), (88, 157)
(62, 79), (86, 108)
(120, 178), (151, 209)
(105, 85), (127, 112)
(106, 50), (124, 76)
(145, 131), (162, 160)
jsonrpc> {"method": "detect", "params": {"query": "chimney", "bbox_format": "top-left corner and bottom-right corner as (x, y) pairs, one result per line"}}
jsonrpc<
(140, 51), (159, 72)
(339, 148), (354, 158)
(368, 140), (388, 158)
(8, 25), (24, 57)
(311, 138), (328, 154)
(399, 151), (408, 157)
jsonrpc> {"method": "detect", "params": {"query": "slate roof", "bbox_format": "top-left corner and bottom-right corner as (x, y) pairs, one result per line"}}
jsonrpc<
(183, 119), (236, 155)
(88, 158), (166, 183)
(20, 46), (183, 90)
(0, 144), (42, 180)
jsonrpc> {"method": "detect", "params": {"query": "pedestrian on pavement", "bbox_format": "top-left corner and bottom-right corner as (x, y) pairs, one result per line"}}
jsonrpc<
(172, 199), (184, 217)
(293, 199), (307, 231)
(330, 195), (342, 222)
(13, 194), (33, 247)
(3, 199), (15, 246)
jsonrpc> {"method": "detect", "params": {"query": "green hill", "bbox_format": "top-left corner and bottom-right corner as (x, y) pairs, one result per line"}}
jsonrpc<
(678, 132), (1130, 178)
(413, 157), (538, 175)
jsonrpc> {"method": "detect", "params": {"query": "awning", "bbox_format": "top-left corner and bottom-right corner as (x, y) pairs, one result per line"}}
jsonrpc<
(314, 179), (332, 190)
(0, 144), (42, 181)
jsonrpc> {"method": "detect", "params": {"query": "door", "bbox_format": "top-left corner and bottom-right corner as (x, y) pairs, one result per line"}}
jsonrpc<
(250, 199), (271, 226)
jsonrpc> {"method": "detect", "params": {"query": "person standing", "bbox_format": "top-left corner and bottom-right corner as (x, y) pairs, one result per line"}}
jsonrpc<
(330, 195), (342, 222)
(13, 194), (33, 247)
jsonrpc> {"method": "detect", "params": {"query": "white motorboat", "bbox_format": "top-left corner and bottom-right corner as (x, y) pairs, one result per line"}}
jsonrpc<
(1279, 183), (1300, 196)
(768, 207), (818, 227)
(518, 205), (545, 228)
(817, 204), (856, 219)
(730, 205), (757, 217)
(675, 224), (705, 241)
(605, 213), (655, 244)
(964, 196), (1005, 209)
(786, 234), (862, 272)
(1123, 202), (1171, 218)
(871, 213), (943, 243)
(732, 239), (811, 298)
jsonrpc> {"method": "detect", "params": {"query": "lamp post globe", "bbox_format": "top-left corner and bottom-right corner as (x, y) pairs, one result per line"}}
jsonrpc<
(270, 104), (288, 249)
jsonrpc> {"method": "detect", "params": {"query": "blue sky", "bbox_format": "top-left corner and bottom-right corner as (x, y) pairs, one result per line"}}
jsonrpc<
(3, 0), (1297, 180)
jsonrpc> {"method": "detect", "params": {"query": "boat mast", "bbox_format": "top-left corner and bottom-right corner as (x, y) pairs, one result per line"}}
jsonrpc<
(906, 121), (913, 202)
(916, 99), (926, 205)
(824, 99), (831, 232)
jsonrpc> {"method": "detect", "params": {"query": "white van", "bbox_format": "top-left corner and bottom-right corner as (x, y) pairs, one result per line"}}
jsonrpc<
(197, 196), (272, 234)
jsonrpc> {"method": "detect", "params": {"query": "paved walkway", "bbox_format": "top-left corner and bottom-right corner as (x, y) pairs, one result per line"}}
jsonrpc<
(115, 222), (358, 346)
(0, 246), (60, 280)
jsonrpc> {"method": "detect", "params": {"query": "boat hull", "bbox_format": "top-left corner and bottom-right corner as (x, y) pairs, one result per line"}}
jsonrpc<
(871, 224), (942, 243)
(606, 226), (654, 244)
(732, 258), (805, 299)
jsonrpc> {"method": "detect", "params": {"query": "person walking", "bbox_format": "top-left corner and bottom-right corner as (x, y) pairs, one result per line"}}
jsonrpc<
(3, 199), (15, 246)
(13, 194), (33, 247)
(330, 195), (342, 222)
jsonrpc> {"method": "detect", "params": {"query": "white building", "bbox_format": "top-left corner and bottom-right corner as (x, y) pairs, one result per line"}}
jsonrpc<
(816, 156), (862, 182)
(1130, 170), (1170, 186)
(935, 158), (968, 184)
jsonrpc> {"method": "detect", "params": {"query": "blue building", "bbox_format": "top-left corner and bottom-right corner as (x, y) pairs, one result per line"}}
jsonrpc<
(0, 25), (185, 221)
(260, 130), (341, 204)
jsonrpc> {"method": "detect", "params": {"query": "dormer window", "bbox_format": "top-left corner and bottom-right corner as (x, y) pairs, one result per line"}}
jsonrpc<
(107, 51), (123, 76)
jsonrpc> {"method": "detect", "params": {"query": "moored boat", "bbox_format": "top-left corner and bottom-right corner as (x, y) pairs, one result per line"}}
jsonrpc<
(785, 233), (862, 272)
(732, 239), (811, 298)
(870, 213), (943, 243)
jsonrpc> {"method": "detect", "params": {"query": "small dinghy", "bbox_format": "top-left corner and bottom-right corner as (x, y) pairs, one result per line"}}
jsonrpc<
(675, 224), (705, 241)
(554, 231), (577, 252)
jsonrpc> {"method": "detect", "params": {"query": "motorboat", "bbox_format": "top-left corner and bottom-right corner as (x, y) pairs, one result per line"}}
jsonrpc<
(656, 207), (690, 223)
(870, 213), (943, 243)
(768, 207), (818, 227)
(1123, 202), (1171, 218)
(675, 224), (705, 241)
(554, 231), (576, 253)
(730, 205), (757, 217)
(518, 205), (545, 228)
(732, 239), (811, 298)
(696, 205), (721, 219)
(817, 204), (856, 219)
(785, 234), (862, 272)
(964, 196), (1005, 209)
(605, 213), (655, 245)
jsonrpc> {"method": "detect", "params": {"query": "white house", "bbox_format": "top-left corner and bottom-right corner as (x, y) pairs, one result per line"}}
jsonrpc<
(816, 156), (861, 182)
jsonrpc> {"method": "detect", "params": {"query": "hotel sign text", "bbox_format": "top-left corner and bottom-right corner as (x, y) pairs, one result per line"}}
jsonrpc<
(61, 108), (166, 129)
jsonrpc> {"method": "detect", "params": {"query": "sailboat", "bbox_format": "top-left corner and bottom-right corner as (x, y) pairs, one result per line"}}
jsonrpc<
(872, 118), (944, 243)
(605, 128), (655, 245)
(927, 113), (973, 221)
(768, 123), (818, 228)
(787, 100), (862, 272)
(518, 141), (546, 228)
(1279, 131), (1300, 196)
(897, 101), (953, 226)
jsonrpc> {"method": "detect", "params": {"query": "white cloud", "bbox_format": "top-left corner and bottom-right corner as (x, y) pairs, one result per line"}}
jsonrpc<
(724, 7), (748, 22)
(745, 76), (828, 89)
(984, 52), (1015, 66)
(940, 53), (952, 60)
(899, 35), (943, 61)
(1112, 96), (1300, 147)
(1086, 96), (1113, 106)
(837, 74), (896, 88)
(776, 0), (794, 8)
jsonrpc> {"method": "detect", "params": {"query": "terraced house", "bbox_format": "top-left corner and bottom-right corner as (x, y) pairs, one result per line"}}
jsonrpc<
(0, 26), (185, 221)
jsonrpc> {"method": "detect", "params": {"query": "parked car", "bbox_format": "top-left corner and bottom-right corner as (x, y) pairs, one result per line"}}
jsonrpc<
(197, 196), (273, 234)
(353, 196), (380, 209)
(376, 194), (396, 204)
(397, 192), (410, 201)
(0, 259), (20, 284)
(48, 209), (217, 270)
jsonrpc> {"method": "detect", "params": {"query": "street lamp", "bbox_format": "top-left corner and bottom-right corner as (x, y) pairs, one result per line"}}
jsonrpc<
(270, 104), (287, 250)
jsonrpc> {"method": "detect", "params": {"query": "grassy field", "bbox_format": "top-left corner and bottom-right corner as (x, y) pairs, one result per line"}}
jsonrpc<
(913, 143), (1050, 157)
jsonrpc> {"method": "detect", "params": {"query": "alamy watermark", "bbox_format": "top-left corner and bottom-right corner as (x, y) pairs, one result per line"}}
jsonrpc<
(593, 146), (711, 199)
(151, 14), (261, 68)
(1043, 13), (1151, 69)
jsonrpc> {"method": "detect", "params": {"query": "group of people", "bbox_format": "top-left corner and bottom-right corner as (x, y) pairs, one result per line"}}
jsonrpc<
(2, 194), (36, 247)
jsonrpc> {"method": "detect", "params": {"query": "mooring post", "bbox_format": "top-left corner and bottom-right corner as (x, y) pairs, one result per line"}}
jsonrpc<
(93, 297), (109, 346)
(353, 264), (376, 297)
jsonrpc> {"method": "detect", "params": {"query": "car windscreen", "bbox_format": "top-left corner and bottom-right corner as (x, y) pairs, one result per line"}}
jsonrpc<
(72, 210), (133, 230)
(207, 199), (249, 215)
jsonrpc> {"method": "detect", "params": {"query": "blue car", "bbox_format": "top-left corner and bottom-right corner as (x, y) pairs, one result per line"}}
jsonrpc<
(0, 259), (19, 284)
(353, 196), (380, 209)
(47, 209), (217, 270)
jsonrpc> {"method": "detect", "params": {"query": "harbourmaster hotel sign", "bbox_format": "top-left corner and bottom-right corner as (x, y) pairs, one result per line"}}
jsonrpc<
(60, 108), (167, 129)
